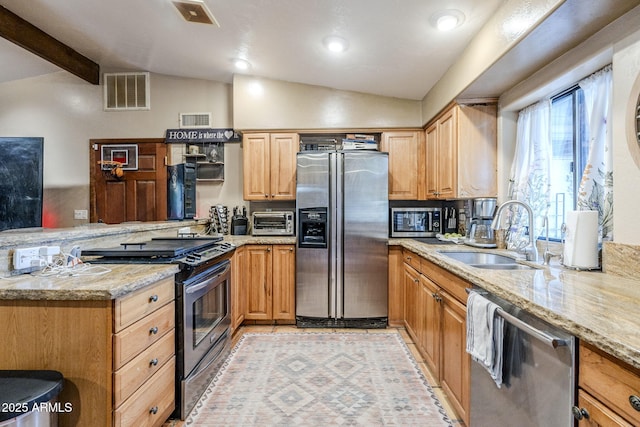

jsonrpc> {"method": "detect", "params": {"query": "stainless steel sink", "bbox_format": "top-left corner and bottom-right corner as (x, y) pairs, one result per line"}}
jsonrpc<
(439, 251), (517, 264)
(438, 250), (537, 270)
(470, 264), (535, 270)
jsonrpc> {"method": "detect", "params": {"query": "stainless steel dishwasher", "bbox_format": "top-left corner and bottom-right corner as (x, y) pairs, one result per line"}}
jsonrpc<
(469, 289), (576, 427)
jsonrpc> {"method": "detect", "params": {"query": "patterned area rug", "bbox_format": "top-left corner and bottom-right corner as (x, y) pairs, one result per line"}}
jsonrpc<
(186, 332), (453, 426)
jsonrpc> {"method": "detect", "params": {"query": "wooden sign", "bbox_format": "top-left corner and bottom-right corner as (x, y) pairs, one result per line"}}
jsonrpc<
(165, 128), (242, 143)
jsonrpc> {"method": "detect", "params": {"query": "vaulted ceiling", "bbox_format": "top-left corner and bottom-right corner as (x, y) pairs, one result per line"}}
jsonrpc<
(0, 0), (638, 101)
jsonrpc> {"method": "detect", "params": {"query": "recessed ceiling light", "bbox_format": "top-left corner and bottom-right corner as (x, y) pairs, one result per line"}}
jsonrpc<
(233, 59), (251, 71)
(430, 9), (465, 31)
(323, 36), (349, 53)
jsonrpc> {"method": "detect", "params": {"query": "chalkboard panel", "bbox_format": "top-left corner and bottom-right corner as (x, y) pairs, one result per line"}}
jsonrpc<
(0, 137), (44, 231)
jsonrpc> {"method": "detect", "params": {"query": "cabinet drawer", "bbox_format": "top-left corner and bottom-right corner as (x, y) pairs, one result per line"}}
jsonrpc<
(115, 277), (175, 332)
(114, 302), (175, 368)
(577, 389), (633, 426)
(421, 259), (470, 304)
(580, 343), (640, 425)
(114, 329), (175, 406)
(402, 249), (421, 272)
(114, 356), (175, 427)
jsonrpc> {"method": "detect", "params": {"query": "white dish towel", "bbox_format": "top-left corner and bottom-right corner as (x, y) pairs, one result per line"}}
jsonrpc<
(466, 290), (505, 387)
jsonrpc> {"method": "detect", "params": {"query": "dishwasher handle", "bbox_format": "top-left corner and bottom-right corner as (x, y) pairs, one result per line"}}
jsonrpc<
(466, 288), (569, 349)
(496, 308), (568, 349)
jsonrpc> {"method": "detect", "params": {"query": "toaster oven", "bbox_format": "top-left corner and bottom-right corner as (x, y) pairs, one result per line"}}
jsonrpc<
(390, 207), (442, 237)
(251, 211), (295, 236)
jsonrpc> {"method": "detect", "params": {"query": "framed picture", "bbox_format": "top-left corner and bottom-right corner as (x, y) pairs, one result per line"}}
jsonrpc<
(101, 144), (138, 170)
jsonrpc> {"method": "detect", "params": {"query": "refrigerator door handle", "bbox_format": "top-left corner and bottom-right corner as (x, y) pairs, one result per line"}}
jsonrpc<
(328, 153), (337, 319)
(334, 152), (344, 319)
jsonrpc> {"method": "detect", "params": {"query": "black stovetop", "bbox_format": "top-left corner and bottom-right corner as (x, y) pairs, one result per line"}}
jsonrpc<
(82, 236), (227, 260)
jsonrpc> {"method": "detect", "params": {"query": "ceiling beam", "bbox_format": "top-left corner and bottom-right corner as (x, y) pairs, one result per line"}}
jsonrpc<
(0, 5), (99, 84)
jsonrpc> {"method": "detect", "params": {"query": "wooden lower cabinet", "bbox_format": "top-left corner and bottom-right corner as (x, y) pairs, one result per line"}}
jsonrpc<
(419, 274), (440, 377)
(231, 246), (246, 333)
(576, 342), (640, 426)
(403, 262), (422, 341)
(399, 249), (470, 425)
(440, 291), (469, 424)
(244, 244), (295, 321)
(0, 276), (176, 427)
(576, 390), (633, 427)
(387, 246), (404, 326)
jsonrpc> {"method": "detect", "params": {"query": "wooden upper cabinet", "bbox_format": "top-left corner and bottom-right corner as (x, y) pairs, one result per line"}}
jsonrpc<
(243, 133), (270, 200)
(269, 133), (299, 200)
(243, 132), (298, 201)
(423, 102), (497, 199)
(381, 131), (424, 200)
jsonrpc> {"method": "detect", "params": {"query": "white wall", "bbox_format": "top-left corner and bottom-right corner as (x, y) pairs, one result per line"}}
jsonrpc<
(233, 75), (422, 130)
(0, 71), (243, 226)
(612, 28), (640, 243)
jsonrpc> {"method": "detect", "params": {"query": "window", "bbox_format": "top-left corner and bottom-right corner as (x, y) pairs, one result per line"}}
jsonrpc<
(547, 87), (589, 240)
(512, 65), (612, 245)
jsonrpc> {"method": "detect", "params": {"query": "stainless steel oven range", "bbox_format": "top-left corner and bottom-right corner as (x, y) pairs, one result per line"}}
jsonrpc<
(82, 236), (235, 420)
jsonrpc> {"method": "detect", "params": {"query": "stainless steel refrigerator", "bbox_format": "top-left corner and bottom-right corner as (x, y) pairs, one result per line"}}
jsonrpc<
(296, 150), (388, 328)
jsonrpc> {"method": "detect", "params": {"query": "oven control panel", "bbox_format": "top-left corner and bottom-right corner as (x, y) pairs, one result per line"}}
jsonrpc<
(181, 242), (236, 267)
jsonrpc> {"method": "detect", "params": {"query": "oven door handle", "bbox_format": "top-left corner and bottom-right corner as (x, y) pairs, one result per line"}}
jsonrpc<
(185, 264), (230, 294)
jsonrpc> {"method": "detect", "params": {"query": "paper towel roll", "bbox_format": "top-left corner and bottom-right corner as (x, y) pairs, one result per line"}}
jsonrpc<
(563, 210), (599, 269)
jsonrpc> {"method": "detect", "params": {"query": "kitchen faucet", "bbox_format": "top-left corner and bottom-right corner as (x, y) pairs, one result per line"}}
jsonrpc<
(542, 215), (561, 265)
(491, 200), (539, 262)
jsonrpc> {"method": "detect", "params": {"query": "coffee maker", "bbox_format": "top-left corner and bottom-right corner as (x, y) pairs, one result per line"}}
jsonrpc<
(465, 198), (497, 248)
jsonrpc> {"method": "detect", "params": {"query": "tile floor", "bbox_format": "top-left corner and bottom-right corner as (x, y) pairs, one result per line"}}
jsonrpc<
(164, 325), (465, 426)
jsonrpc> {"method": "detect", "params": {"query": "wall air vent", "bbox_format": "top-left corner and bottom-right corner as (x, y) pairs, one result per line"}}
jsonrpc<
(103, 72), (150, 111)
(179, 113), (212, 128)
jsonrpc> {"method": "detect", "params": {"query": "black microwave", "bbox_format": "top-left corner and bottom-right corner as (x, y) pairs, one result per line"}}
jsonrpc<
(390, 207), (442, 237)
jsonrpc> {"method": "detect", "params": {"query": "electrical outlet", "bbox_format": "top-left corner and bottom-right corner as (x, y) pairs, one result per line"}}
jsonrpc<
(74, 209), (88, 220)
(13, 247), (43, 270)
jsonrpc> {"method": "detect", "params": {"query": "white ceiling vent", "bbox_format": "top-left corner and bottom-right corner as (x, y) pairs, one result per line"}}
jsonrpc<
(179, 112), (212, 128)
(103, 72), (150, 111)
(172, 0), (219, 26)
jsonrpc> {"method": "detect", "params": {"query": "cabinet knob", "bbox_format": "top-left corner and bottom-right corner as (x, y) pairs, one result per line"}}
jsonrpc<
(264, 194), (269, 198)
(149, 406), (158, 415)
(414, 278), (419, 283)
(267, 247), (271, 252)
(271, 194), (275, 197)
(149, 326), (159, 335)
(149, 294), (159, 303)
(289, 248), (293, 252)
(406, 256), (412, 261)
(571, 406), (590, 420)
(630, 395), (640, 412)
(150, 358), (159, 366)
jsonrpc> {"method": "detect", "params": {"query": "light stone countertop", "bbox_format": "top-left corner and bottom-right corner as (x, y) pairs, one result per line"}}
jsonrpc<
(0, 235), (294, 301)
(390, 238), (640, 370)
(0, 263), (179, 300)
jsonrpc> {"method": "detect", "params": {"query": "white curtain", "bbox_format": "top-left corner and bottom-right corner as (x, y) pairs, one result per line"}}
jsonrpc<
(577, 65), (613, 240)
(506, 100), (551, 250)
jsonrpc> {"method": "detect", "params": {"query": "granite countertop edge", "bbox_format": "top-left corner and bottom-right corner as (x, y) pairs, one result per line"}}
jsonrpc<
(0, 264), (180, 301)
